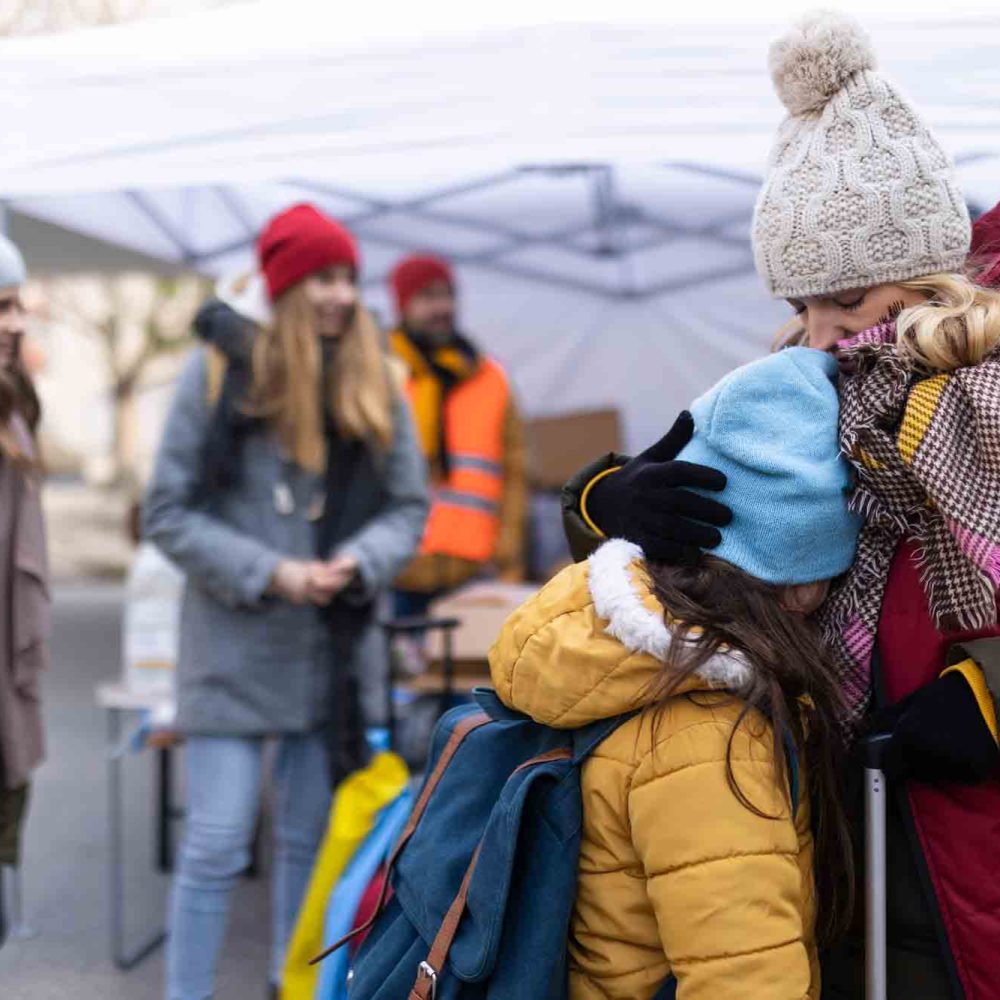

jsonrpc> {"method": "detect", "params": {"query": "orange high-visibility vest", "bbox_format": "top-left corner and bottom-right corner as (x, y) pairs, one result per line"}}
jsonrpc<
(405, 358), (510, 564)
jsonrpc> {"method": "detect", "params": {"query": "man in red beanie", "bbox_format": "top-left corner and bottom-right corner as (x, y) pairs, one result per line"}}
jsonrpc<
(389, 254), (526, 615)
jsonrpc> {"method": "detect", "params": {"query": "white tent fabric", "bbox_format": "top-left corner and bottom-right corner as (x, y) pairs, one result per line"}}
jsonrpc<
(2, 5), (999, 449)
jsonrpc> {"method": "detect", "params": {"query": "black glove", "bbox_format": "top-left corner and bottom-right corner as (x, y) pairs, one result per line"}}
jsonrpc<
(871, 671), (999, 784)
(585, 411), (732, 564)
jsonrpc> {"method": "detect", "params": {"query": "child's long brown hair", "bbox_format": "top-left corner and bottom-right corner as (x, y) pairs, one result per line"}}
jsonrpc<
(249, 284), (394, 473)
(0, 362), (41, 469)
(646, 556), (854, 947)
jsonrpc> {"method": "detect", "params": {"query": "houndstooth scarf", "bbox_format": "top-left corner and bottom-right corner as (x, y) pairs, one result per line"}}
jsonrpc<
(817, 322), (1000, 727)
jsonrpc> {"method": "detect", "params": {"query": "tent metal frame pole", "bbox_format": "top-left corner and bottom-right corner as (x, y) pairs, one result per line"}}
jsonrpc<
(192, 202), (620, 269)
(661, 161), (764, 188)
(302, 172), (754, 257)
(125, 191), (195, 264)
(631, 208), (754, 251)
(357, 226), (757, 301)
(303, 169), (524, 217)
(189, 204), (759, 302)
(213, 186), (259, 247)
(590, 165), (637, 298)
(637, 260), (758, 299)
(191, 164), (766, 278)
(170, 159), (802, 300)
(294, 176), (604, 253)
(354, 227), (627, 298)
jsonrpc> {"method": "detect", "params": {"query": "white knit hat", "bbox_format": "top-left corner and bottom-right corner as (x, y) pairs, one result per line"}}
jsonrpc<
(0, 234), (26, 291)
(752, 10), (971, 299)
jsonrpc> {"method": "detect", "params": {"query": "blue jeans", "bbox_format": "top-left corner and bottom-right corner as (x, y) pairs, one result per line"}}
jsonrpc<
(165, 733), (331, 1000)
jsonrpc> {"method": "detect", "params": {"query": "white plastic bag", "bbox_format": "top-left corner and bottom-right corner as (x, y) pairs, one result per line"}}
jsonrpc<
(122, 542), (184, 696)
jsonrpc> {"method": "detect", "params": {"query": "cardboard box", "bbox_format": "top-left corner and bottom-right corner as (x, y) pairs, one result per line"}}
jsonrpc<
(526, 408), (623, 491)
(424, 580), (539, 670)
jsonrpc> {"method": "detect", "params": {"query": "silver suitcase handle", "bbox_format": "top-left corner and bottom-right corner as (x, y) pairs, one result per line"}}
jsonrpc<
(864, 733), (893, 1000)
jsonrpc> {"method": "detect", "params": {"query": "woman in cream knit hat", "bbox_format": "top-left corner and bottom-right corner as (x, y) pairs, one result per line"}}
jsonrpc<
(564, 11), (1000, 999)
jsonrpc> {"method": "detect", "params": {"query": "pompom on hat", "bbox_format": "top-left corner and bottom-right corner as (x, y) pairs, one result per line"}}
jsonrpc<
(257, 203), (360, 302)
(768, 8), (876, 116)
(752, 10), (970, 299)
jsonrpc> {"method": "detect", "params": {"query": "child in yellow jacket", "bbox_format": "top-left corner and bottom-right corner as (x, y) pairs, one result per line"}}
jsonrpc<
(490, 348), (859, 1000)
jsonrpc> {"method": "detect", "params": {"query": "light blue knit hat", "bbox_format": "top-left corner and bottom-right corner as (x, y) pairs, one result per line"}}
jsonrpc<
(678, 347), (860, 585)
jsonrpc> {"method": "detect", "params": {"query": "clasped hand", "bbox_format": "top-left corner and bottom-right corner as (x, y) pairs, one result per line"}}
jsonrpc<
(269, 554), (359, 606)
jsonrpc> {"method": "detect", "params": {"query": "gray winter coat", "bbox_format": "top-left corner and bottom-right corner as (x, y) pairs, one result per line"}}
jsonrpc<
(143, 348), (428, 736)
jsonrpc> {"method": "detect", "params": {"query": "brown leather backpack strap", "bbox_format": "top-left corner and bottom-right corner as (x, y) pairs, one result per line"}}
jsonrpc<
(409, 842), (483, 1000)
(393, 711), (492, 861)
(310, 710), (491, 966)
(511, 746), (572, 773)
(408, 746), (573, 999)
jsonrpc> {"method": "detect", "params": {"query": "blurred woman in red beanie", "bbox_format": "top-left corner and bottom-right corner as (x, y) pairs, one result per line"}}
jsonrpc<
(144, 203), (428, 999)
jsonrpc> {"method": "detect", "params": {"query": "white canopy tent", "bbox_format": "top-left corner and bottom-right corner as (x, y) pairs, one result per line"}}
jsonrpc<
(2, 2), (999, 449)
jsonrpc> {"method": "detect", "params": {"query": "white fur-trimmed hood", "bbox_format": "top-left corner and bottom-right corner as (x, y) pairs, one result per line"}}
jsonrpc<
(587, 539), (751, 689)
(488, 539), (752, 729)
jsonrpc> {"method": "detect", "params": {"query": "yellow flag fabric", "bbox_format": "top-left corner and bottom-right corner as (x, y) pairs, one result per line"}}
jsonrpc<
(280, 751), (409, 1000)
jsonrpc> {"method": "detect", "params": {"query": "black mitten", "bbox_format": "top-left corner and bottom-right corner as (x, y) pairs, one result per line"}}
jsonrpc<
(584, 412), (732, 563)
(871, 670), (999, 784)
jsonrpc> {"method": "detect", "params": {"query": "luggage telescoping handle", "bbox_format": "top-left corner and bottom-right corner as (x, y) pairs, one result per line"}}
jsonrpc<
(382, 616), (463, 739)
(864, 733), (893, 1000)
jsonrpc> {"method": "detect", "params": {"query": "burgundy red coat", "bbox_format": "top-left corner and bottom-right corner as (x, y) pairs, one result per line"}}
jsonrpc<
(878, 539), (1000, 1000)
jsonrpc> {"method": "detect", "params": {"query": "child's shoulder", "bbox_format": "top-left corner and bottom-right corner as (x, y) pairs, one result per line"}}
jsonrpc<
(594, 695), (776, 781)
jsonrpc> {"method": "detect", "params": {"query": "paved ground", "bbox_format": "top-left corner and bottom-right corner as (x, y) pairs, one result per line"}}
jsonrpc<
(0, 583), (271, 999)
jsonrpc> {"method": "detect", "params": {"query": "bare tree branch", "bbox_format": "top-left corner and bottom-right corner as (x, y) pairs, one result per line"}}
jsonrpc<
(45, 273), (207, 482)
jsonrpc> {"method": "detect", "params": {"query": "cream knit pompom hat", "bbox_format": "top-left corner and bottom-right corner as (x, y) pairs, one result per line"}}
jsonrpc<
(752, 10), (970, 299)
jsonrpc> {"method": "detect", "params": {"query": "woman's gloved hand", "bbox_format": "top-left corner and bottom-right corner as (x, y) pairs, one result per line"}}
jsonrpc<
(871, 667), (1000, 784)
(584, 412), (732, 563)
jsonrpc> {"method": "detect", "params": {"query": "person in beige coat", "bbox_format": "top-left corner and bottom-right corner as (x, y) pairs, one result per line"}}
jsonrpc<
(0, 234), (49, 899)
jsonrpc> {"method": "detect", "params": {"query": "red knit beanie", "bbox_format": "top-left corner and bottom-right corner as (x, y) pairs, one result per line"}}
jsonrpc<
(257, 203), (360, 301)
(391, 254), (454, 316)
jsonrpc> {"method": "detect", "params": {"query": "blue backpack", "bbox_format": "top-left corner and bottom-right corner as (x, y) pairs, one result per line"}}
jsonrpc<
(317, 689), (797, 1000)
(313, 688), (677, 999)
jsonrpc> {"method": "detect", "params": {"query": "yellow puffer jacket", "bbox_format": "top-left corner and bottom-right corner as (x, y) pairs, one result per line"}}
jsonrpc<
(489, 539), (819, 1000)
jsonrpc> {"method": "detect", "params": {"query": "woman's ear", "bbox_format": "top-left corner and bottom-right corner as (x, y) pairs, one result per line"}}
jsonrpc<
(779, 579), (831, 615)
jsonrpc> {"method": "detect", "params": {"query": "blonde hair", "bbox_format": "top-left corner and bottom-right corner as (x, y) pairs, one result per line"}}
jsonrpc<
(772, 272), (1000, 372)
(250, 285), (394, 473)
(895, 273), (1000, 371)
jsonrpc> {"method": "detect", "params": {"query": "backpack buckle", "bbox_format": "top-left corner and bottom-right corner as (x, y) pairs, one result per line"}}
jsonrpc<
(416, 960), (438, 999)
